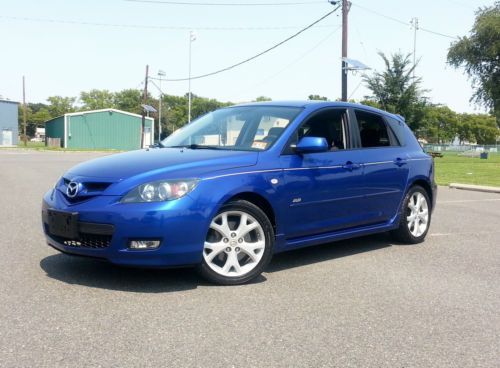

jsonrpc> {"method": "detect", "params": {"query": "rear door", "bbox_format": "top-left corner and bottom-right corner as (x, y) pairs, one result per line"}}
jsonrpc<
(353, 109), (410, 223)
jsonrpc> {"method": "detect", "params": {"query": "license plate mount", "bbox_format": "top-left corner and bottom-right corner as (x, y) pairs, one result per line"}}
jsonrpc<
(48, 209), (79, 239)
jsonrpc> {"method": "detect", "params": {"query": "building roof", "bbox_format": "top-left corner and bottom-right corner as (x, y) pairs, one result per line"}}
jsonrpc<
(44, 108), (154, 124)
(0, 99), (20, 105)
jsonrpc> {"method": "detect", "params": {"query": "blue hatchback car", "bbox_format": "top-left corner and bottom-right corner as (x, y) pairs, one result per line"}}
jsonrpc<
(42, 101), (437, 284)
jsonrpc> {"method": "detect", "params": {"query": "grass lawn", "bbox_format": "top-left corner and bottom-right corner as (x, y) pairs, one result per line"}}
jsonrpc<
(433, 152), (500, 187)
(17, 141), (45, 149)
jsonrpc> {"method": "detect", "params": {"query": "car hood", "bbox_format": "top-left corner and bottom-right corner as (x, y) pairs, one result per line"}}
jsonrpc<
(66, 148), (259, 181)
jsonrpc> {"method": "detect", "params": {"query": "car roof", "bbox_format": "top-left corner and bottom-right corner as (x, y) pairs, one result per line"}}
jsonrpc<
(232, 100), (403, 121)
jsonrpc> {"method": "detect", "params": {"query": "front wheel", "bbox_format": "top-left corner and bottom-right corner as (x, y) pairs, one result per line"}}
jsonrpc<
(198, 200), (274, 285)
(391, 185), (431, 244)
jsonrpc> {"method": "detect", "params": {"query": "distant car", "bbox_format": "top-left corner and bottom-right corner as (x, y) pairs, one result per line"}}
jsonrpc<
(42, 101), (437, 285)
(30, 137), (43, 142)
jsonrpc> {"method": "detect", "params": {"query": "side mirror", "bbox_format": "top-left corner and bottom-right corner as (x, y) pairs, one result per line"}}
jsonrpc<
(295, 137), (329, 154)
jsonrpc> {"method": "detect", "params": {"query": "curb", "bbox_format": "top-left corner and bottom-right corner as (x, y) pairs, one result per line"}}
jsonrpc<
(449, 183), (500, 194)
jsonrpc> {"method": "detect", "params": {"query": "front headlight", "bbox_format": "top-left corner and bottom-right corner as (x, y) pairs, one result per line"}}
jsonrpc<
(120, 179), (198, 203)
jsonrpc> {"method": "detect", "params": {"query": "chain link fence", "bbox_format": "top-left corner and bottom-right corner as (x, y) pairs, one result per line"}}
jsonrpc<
(423, 144), (499, 154)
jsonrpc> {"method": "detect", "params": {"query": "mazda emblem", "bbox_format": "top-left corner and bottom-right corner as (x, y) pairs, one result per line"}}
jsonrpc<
(66, 181), (80, 198)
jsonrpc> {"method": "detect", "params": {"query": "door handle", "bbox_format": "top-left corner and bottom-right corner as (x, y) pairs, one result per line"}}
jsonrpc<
(394, 157), (407, 167)
(342, 161), (361, 171)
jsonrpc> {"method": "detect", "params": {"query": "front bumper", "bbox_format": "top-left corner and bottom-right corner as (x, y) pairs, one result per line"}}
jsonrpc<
(42, 188), (208, 267)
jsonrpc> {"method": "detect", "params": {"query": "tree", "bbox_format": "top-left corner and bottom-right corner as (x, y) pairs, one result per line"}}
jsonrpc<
(254, 96), (272, 102)
(17, 103), (54, 137)
(421, 105), (459, 143)
(466, 114), (498, 144)
(32, 108), (52, 125)
(456, 114), (475, 144)
(191, 93), (231, 119)
(80, 89), (115, 110)
(46, 96), (76, 117)
(114, 89), (143, 115)
(359, 99), (380, 109)
(308, 94), (328, 101)
(363, 52), (428, 132)
(447, 2), (500, 124)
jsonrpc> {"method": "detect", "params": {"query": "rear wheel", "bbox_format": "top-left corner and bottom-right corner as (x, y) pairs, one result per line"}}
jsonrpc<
(198, 200), (274, 285)
(391, 185), (431, 244)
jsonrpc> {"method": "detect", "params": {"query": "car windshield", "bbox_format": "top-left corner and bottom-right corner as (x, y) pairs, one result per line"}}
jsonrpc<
(161, 105), (302, 151)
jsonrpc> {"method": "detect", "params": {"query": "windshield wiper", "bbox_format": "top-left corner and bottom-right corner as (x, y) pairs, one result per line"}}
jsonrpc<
(166, 144), (225, 150)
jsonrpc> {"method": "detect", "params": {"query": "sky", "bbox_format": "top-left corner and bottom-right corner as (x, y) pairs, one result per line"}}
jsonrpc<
(0, 0), (492, 113)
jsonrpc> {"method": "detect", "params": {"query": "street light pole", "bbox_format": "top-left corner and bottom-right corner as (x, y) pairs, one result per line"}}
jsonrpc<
(157, 70), (166, 140)
(188, 31), (196, 123)
(22, 76), (27, 146)
(410, 17), (419, 79)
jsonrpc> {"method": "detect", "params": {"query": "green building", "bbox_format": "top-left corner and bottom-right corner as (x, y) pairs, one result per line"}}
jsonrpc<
(45, 109), (155, 150)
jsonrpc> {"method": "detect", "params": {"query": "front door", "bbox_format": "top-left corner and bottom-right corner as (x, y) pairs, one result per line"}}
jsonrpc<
(279, 108), (367, 240)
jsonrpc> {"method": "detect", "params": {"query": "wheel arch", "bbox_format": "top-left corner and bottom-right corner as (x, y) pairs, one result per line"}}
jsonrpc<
(225, 192), (277, 233)
(407, 178), (434, 209)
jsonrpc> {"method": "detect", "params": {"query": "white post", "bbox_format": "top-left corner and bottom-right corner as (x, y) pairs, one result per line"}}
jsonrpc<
(188, 31), (196, 123)
(158, 78), (162, 140)
(157, 70), (166, 140)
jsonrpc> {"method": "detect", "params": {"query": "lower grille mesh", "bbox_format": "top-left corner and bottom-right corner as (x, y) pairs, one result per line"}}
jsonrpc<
(50, 232), (112, 249)
(45, 222), (113, 249)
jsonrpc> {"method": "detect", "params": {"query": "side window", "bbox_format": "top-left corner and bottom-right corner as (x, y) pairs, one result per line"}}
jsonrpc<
(288, 109), (348, 152)
(355, 110), (393, 148)
(385, 116), (406, 146)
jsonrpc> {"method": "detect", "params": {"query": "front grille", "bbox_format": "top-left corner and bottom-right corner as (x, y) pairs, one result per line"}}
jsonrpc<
(61, 178), (114, 204)
(45, 222), (114, 249)
(51, 233), (112, 249)
(62, 194), (93, 205)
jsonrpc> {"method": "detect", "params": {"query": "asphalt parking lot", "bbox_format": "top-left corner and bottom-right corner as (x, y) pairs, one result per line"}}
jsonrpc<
(0, 150), (499, 368)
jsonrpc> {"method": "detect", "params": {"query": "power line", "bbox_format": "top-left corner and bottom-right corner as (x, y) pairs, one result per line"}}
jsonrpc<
(351, 2), (458, 40)
(232, 25), (342, 97)
(164, 5), (341, 82)
(352, 3), (407, 26)
(125, 0), (325, 6)
(0, 15), (339, 31)
(419, 27), (458, 40)
(348, 79), (363, 100)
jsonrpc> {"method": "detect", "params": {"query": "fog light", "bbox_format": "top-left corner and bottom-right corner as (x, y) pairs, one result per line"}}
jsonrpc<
(129, 240), (161, 250)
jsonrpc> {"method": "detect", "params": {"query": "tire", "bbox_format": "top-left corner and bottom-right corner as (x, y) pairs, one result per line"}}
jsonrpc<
(198, 200), (274, 285)
(391, 185), (431, 244)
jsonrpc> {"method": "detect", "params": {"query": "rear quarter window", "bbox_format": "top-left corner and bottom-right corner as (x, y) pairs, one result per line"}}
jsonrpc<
(385, 116), (406, 146)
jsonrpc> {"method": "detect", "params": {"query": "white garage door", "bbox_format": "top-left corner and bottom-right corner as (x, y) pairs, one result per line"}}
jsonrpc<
(1, 130), (13, 146)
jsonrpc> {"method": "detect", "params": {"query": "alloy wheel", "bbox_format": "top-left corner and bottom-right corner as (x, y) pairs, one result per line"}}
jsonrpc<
(203, 210), (266, 277)
(406, 192), (429, 237)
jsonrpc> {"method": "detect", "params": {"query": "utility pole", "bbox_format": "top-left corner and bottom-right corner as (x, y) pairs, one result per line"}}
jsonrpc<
(22, 76), (27, 146)
(410, 17), (419, 79)
(140, 64), (149, 149)
(341, 0), (350, 102)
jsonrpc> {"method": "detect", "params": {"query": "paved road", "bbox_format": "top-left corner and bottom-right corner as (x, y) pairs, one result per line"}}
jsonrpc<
(1, 150), (499, 368)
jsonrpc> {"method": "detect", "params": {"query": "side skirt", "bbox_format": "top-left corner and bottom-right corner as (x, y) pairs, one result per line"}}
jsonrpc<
(276, 216), (400, 253)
